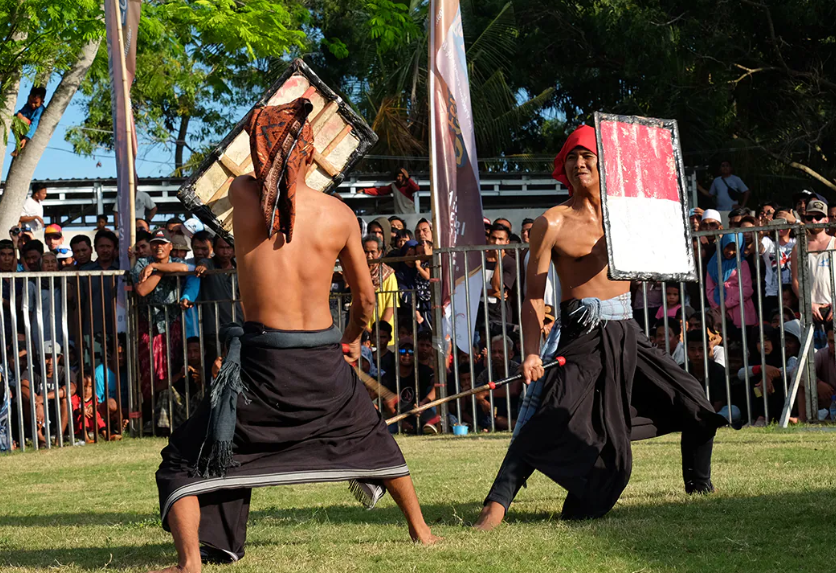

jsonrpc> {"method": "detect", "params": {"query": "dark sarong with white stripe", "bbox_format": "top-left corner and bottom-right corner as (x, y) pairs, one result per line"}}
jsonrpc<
(156, 323), (409, 561)
(485, 296), (728, 520)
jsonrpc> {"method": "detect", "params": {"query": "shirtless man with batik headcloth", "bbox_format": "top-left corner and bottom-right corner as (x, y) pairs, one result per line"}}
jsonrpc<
(152, 98), (438, 573)
(474, 125), (727, 531)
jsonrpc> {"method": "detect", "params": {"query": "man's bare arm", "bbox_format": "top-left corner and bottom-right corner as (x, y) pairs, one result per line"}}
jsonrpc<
(520, 215), (559, 383)
(338, 207), (376, 353)
(521, 216), (557, 358)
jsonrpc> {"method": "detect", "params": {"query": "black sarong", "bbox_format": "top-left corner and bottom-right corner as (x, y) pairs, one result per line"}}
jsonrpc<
(156, 323), (409, 561)
(485, 302), (727, 520)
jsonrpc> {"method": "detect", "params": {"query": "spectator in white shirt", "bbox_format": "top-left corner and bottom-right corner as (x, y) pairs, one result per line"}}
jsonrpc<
(700, 160), (750, 212)
(113, 190), (157, 226)
(19, 183), (47, 231)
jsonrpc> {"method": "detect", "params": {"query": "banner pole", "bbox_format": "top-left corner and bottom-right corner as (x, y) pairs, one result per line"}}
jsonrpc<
(112, 0), (136, 252)
(428, 0), (450, 434)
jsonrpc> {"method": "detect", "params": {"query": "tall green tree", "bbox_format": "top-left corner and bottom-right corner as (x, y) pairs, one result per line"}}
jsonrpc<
(0, 0), (103, 235)
(68, 0), (310, 174)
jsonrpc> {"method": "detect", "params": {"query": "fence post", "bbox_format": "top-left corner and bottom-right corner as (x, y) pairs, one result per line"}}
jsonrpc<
(797, 229), (816, 419)
(432, 249), (449, 433)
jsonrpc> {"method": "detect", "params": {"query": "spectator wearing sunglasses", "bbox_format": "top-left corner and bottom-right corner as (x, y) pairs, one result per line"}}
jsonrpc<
(380, 338), (439, 434)
(792, 199), (836, 324)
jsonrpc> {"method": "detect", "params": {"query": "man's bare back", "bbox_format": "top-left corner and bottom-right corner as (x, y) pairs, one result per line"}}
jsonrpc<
(230, 174), (372, 333)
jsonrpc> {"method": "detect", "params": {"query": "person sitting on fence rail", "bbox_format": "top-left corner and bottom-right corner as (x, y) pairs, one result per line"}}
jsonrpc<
(154, 98), (438, 570)
(132, 228), (188, 433)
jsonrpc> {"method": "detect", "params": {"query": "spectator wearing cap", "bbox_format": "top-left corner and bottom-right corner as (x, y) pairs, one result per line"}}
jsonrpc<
(170, 234), (190, 260)
(53, 246), (74, 269)
(95, 215), (108, 231)
(30, 252), (65, 356)
(359, 168), (419, 214)
(70, 235), (93, 268)
(381, 337), (438, 434)
(132, 228), (189, 431)
(180, 217), (205, 240)
(113, 189), (157, 227)
(20, 340), (76, 446)
(19, 183), (47, 231)
(43, 224), (63, 251)
(792, 199), (835, 326)
(701, 159), (750, 212)
(688, 208), (703, 232)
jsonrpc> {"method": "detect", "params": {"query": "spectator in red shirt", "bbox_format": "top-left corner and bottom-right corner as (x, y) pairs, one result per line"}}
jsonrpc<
(359, 168), (419, 214)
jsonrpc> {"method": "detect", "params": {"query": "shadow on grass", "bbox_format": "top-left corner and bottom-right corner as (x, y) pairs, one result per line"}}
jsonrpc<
(4, 490), (834, 570)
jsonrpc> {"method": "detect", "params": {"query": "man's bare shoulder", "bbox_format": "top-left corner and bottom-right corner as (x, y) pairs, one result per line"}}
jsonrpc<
(229, 174), (259, 207)
(537, 204), (573, 236)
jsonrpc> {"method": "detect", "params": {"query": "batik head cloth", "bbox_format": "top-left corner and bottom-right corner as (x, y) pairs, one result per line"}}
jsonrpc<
(552, 125), (597, 197)
(245, 97), (316, 242)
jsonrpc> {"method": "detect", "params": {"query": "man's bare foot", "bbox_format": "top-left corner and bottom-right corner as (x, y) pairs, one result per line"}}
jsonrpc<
(148, 561), (201, 573)
(473, 501), (505, 531)
(409, 524), (442, 545)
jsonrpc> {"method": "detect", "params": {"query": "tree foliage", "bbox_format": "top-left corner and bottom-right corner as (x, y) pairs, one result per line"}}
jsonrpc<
(498, 0), (836, 196)
(67, 0), (309, 173)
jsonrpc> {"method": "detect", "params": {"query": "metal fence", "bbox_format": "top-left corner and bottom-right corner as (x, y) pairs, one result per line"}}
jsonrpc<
(4, 222), (836, 452)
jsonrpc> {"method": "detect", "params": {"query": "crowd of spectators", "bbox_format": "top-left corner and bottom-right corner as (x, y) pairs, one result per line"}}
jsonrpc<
(1, 189), (240, 448)
(6, 167), (836, 447)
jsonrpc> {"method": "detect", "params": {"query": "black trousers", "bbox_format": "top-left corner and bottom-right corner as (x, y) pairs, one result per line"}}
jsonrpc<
(484, 423), (715, 518)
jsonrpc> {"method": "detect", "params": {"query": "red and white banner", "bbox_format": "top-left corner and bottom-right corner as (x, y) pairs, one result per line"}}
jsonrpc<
(105, 0), (141, 332)
(429, 0), (486, 353)
(596, 113), (696, 281)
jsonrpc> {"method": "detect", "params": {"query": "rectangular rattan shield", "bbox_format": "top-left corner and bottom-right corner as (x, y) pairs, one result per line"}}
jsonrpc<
(177, 59), (378, 242)
(595, 111), (697, 282)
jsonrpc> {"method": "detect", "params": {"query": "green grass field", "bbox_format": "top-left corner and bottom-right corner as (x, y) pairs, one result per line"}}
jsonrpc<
(1, 428), (835, 572)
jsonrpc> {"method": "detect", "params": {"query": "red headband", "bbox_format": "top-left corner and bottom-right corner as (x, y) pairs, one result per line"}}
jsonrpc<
(551, 125), (597, 197)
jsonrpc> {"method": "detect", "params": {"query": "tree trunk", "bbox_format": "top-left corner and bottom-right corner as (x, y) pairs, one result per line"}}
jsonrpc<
(174, 114), (190, 174)
(0, 73), (23, 181)
(0, 35), (102, 235)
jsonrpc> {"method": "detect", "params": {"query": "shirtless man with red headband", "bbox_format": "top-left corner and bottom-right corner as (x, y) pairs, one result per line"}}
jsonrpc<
(474, 125), (726, 530)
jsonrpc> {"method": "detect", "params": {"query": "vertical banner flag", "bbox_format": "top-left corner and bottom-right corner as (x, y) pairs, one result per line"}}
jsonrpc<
(105, 0), (141, 333)
(429, 0), (486, 353)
